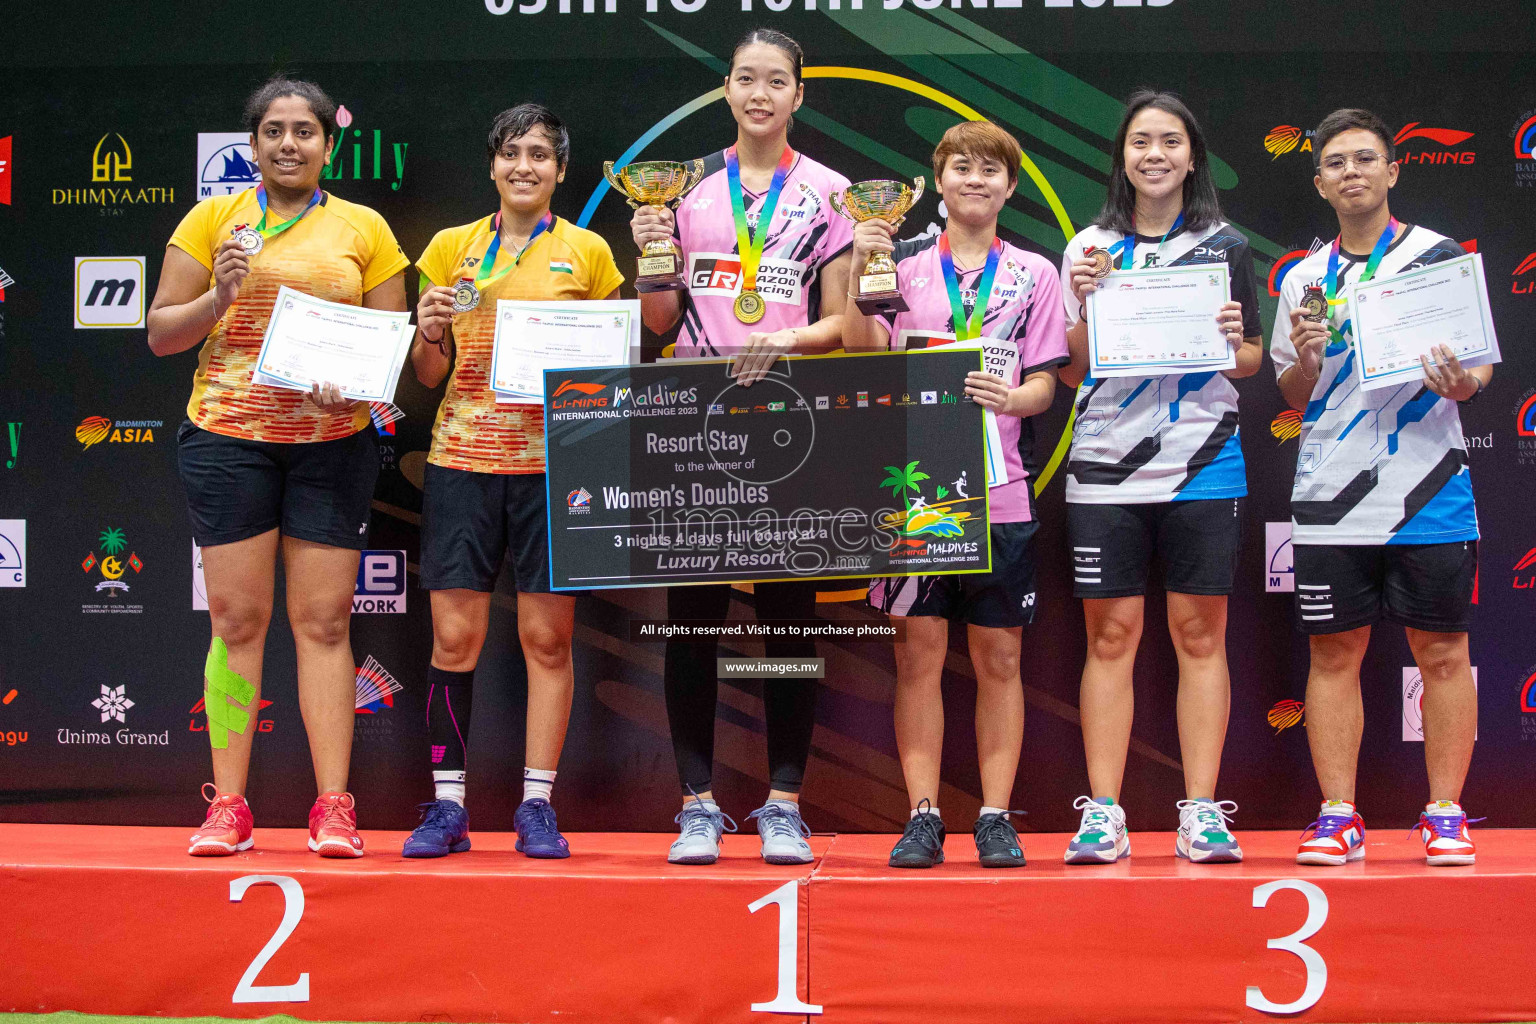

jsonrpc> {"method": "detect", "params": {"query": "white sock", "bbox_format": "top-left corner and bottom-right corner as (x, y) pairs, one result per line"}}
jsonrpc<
(684, 796), (721, 813)
(523, 767), (557, 804)
(911, 806), (941, 820)
(433, 770), (465, 807)
(980, 806), (1007, 818)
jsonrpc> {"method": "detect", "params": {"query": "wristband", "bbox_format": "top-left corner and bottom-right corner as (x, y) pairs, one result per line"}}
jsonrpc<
(1457, 375), (1485, 405)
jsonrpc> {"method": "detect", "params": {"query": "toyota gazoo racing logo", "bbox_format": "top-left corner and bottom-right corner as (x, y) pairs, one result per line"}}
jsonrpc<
(1392, 122), (1475, 166)
(687, 253), (806, 306)
(550, 379), (608, 409)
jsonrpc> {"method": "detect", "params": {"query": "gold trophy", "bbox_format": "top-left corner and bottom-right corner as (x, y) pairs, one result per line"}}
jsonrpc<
(830, 178), (926, 315)
(603, 159), (707, 292)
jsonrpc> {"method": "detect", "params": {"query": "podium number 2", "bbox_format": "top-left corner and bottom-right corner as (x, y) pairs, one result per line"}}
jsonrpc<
(1247, 879), (1328, 1015)
(748, 880), (822, 1015)
(229, 875), (310, 1003)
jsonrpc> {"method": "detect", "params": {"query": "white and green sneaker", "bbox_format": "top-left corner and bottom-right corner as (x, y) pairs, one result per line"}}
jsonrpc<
(1064, 796), (1130, 864)
(1175, 798), (1243, 863)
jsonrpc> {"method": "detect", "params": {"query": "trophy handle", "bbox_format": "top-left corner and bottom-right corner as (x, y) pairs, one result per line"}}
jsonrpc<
(603, 161), (642, 210)
(909, 176), (926, 208)
(676, 158), (707, 201)
(829, 189), (850, 222)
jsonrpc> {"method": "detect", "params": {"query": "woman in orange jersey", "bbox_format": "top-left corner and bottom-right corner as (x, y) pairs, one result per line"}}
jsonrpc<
(402, 104), (623, 860)
(147, 77), (409, 859)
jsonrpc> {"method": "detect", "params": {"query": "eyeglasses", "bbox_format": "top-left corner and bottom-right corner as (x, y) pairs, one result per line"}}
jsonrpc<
(1318, 150), (1387, 176)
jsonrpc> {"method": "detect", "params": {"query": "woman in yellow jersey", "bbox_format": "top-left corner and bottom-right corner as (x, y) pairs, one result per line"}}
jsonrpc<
(403, 104), (622, 860)
(146, 78), (409, 859)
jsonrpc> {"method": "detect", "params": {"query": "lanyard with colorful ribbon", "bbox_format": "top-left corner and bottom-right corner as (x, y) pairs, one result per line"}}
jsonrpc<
(232, 186), (322, 256)
(1107, 211), (1185, 271)
(938, 232), (1003, 341)
(1325, 217), (1399, 306)
(725, 144), (794, 324)
(451, 210), (555, 313)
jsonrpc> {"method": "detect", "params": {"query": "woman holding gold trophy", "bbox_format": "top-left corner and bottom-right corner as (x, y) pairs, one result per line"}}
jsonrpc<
(627, 28), (854, 866)
(844, 121), (1070, 868)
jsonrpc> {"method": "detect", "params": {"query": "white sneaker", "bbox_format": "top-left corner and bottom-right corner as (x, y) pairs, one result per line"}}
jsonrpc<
(1175, 798), (1243, 863)
(1064, 796), (1130, 864)
(749, 801), (813, 865)
(668, 796), (736, 865)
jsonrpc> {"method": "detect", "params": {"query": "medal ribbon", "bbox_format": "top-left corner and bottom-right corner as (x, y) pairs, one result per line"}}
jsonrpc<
(725, 145), (795, 296)
(938, 233), (1003, 341)
(254, 185), (323, 240)
(1324, 216), (1399, 307)
(1107, 211), (1185, 271)
(468, 210), (556, 289)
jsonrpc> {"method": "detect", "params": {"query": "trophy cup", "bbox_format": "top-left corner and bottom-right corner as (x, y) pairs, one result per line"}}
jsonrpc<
(829, 178), (925, 315)
(603, 159), (706, 292)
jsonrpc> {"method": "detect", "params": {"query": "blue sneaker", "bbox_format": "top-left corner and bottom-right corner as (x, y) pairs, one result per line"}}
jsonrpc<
(402, 799), (471, 858)
(748, 800), (813, 865)
(514, 797), (571, 859)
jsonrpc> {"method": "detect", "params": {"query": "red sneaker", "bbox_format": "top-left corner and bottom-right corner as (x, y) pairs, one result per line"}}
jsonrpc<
(308, 791), (365, 858)
(189, 782), (254, 856)
(1413, 800), (1481, 866)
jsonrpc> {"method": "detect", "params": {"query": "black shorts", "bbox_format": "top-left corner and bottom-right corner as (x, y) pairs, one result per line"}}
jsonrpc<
(1293, 540), (1477, 635)
(1067, 498), (1243, 599)
(420, 463), (554, 594)
(867, 521), (1038, 628)
(176, 419), (380, 550)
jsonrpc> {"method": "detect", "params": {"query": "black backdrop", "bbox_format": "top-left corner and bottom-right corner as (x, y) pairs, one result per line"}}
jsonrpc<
(2, 0), (1534, 835)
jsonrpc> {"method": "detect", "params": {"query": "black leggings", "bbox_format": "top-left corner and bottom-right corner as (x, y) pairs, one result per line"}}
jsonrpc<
(663, 581), (819, 794)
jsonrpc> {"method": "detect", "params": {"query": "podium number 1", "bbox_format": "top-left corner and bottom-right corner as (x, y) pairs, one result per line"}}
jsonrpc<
(229, 875), (311, 1003)
(748, 880), (822, 1015)
(1247, 879), (1329, 1015)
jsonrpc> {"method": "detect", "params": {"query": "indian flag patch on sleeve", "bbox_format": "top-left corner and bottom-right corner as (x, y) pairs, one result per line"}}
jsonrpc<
(549, 259), (574, 274)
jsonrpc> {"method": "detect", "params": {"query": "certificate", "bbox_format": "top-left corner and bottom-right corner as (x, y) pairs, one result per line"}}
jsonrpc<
(542, 349), (991, 589)
(490, 300), (639, 405)
(1348, 252), (1501, 392)
(1087, 263), (1235, 378)
(895, 330), (1013, 487)
(252, 286), (415, 403)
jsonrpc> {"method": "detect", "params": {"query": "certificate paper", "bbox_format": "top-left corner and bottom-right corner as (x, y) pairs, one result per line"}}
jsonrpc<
(253, 286), (415, 403)
(1087, 263), (1235, 378)
(490, 300), (640, 404)
(1348, 252), (1501, 392)
(895, 330), (1015, 488)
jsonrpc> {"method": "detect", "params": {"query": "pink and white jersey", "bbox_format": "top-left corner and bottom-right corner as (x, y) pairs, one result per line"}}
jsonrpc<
(673, 150), (854, 356)
(881, 234), (1069, 523)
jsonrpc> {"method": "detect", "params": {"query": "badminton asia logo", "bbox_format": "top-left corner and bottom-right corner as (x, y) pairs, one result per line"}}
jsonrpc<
(1267, 699), (1304, 735)
(1270, 409), (1302, 443)
(75, 416), (162, 450)
(80, 527), (145, 614)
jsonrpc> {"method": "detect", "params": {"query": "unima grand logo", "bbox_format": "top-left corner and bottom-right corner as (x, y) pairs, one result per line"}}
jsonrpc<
(74, 257), (145, 329)
(53, 134), (174, 209)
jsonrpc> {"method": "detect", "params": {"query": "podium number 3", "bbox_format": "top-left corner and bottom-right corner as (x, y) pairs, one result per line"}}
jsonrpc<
(230, 875), (311, 1003)
(748, 880), (822, 1015)
(1247, 879), (1328, 1015)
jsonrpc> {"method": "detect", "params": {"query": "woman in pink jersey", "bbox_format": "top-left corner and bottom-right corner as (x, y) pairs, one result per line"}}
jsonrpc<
(629, 27), (853, 866)
(845, 121), (1069, 868)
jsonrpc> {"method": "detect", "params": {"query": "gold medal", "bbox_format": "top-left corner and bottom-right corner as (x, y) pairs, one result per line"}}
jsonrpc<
(734, 289), (765, 324)
(1086, 246), (1112, 279)
(1301, 285), (1328, 322)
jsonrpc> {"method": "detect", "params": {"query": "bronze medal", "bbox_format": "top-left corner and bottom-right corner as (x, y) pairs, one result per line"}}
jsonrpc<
(1301, 285), (1328, 322)
(1086, 246), (1112, 279)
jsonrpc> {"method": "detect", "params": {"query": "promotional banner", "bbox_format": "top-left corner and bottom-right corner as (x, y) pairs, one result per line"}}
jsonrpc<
(0, 0), (1532, 836)
(544, 350), (990, 589)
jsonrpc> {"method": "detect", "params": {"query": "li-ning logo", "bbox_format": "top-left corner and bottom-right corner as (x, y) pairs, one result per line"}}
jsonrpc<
(1392, 123), (1476, 166)
(551, 379), (608, 409)
(1514, 547), (1536, 590)
(1513, 253), (1536, 296)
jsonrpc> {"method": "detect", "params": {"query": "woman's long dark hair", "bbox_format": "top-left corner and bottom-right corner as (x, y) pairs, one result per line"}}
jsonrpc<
(1094, 90), (1222, 235)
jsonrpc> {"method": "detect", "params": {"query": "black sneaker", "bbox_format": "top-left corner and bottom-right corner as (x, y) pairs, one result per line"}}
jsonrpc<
(974, 811), (1026, 868)
(889, 803), (946, 868)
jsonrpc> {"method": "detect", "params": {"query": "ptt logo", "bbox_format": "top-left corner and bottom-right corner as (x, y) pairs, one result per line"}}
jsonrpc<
(551, 379), (608, 409)
(1392, 123), (1475, 166)
(1513, 253), (1536, 296)
(353, 550), (407, 614)
(1264, 125), (1312, 159)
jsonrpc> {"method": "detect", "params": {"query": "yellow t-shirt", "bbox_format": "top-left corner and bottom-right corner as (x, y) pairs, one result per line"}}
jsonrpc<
(417, 215), (624, 474)
(168, 189), (410, 443)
